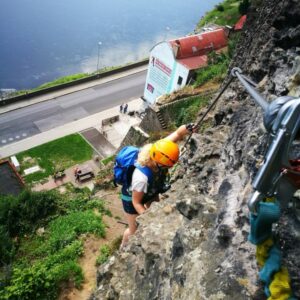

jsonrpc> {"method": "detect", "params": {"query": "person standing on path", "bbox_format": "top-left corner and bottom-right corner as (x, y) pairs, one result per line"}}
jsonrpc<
(120, 103), (124, 113)
(124, 103), (128, 114)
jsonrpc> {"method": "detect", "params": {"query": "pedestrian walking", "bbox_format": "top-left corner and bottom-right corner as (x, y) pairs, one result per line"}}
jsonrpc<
(124, 103), (128, 114)
(120, 103), (124, 113)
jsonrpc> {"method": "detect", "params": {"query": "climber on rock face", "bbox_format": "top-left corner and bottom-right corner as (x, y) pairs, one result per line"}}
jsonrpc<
(118, 124), (198, 249)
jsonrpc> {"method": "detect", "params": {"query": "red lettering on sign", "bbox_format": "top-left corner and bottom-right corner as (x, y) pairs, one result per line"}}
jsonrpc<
(154, 57), (172, 76)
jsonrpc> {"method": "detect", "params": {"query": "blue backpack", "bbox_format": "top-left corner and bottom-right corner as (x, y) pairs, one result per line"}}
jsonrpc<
(113, 146), (153, 192)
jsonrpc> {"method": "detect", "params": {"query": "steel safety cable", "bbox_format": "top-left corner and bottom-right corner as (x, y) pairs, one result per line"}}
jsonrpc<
(181, 75), (235, 152)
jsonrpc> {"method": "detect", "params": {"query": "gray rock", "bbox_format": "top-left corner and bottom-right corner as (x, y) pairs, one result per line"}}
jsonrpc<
(92, 1), (300, 299)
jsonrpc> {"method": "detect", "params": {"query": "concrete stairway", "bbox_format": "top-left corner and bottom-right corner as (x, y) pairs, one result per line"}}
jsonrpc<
(156, 110), (167, 129)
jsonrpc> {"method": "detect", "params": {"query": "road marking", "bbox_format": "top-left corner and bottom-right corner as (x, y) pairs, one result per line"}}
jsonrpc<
(8, 137), (13, 141)
(22, 133), (27, 137)
(15, 135), (20, 139)
(1, 139), (7, 144)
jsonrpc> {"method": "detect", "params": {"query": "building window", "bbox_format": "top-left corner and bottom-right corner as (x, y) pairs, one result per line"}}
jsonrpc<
(192, 46), (198, 53)
(147, 83), (154, 93)
(177, 76), (183, 85)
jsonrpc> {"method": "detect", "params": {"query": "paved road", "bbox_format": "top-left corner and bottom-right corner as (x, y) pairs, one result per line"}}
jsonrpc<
(0, 70), (146, 147)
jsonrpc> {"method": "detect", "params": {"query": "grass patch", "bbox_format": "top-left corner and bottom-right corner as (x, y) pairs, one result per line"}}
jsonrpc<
(160, 96), (210, 128)
(16, 134), (93, 184)
(95, 236), (122, 266)
(101, 155), (115, 166)
(194, 32), (241, 87)
(96, 245), (111, 265)
(10, 73), (90, 97)
(194, 52), (230, 86)
(198, 0), (242, 27)
(8, 60), (147, 98)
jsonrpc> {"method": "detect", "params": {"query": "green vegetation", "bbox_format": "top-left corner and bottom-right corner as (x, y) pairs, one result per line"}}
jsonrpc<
(194, 28), (241, 87)
(160, 96), (210, 128)
(16, 134), (93, 184)
(0, 2), (249, 298)
(35, 74), (89, 89)
(96, 245), (111, 265)
(96, 236), (122, 266)
(194, 52), (230, 86)
(198, 0), (242, 27)
(101, 155), (115, 166)
(0, 188), (109, 299)
(194, 0), (245, 88)
(9, 60), (147, 98)
(10, 73), (90, 97)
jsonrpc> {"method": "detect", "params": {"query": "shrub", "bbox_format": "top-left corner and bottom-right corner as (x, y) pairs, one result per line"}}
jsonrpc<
(1, 262), (57, 300)
(194, 52), (230, 87)
(228, 32), (241, 59)
(0, 187), (108, 298)
(1, 256), (84, 299)
(0, 190), (62, 267)
(47, 211), (105, 253)
(101, 155), (115, 166)
(216, 4), (225, 12)
(198, 0), (241, 27)
(159, 96), (209, 128)
(0, 226), (15, 266)
(96, 245), (111, 265)
(95, 236), (122, 266)
(0, 190), (61, 238)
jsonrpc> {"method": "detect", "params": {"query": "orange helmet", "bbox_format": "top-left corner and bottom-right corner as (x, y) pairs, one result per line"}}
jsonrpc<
(150, 139), (179, 167)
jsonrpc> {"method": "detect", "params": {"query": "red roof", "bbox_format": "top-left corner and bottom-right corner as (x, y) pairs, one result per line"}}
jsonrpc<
(177, 55), (208, 70)
(170, 28), (228, 59)
(234, 15), (247, 31)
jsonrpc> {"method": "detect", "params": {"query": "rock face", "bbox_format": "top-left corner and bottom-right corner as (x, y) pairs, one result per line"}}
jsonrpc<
(92, 1), (300, 299)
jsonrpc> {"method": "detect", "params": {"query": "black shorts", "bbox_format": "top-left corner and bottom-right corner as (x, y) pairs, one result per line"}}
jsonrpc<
(122, 200), (138, 215)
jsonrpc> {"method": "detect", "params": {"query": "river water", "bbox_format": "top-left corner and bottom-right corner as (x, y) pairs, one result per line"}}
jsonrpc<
(0, 0), (220, 90)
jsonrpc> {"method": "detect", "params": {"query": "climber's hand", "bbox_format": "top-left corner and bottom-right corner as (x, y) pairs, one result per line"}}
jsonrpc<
(186, 123), (198, 133)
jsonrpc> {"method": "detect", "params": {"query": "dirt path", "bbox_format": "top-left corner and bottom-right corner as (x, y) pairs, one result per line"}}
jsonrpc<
(59, 190), (126, 300)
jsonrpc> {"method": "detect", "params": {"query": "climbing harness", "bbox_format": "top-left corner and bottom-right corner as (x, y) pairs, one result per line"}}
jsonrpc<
(249, 197), (296, 300)
(231, 67), (300, 299)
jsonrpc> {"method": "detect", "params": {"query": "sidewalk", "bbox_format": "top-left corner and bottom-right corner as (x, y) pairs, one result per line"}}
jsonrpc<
(0, 65), (148, 115)
(33, 159), (99, 192)
(0, 98), (145, 159)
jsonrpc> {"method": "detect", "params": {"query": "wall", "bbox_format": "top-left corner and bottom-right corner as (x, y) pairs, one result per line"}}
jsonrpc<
(158, 91), (215, 126)
(0, 59), (148, 107)
(118, 126), (149, 150)
(167, 59), (189, 92)
(139, 106), (163, 133)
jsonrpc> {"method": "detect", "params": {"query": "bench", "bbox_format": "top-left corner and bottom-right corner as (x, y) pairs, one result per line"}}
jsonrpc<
(101, 115), (119, 126)
(78, 173), (94, 182)
(76, 165), (94, 183)
(53, 170), (66, 181)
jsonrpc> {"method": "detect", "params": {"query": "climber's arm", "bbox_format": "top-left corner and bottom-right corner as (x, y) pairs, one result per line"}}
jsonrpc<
(166, 124), (198, 143)
(132, 191), (146, 214)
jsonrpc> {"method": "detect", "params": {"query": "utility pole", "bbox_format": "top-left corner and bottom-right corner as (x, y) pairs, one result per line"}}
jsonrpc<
(97, 41), (102, 75)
